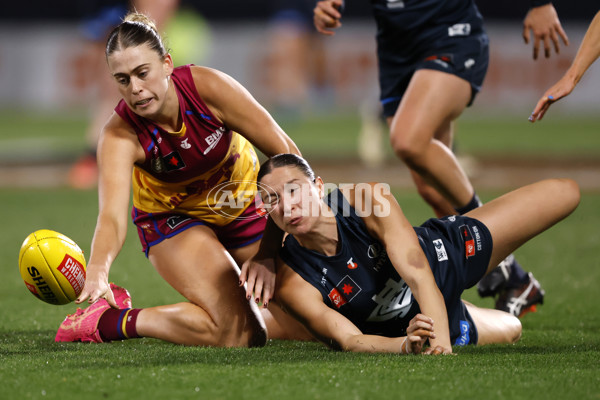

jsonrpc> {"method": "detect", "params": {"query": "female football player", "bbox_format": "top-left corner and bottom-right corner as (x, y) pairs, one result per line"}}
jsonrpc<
(256, 154), (579, 354)
(313, 0), (569, 316)
(55, 12), (308, 346)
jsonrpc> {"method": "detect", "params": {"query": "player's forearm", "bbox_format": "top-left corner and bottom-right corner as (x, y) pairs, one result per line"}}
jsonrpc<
(340, 334), (407, 354)
(87, 215), (127, 273)
(412, 284), (451, 349)
(567, 11), (600, 85)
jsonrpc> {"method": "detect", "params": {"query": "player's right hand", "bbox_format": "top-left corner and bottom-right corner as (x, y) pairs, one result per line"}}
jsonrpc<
(76, 265), (117, 308)
(314, 0), (344, 35)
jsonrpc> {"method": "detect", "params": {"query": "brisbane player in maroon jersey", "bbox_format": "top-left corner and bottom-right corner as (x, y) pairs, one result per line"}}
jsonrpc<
(56, 12), (310, 347)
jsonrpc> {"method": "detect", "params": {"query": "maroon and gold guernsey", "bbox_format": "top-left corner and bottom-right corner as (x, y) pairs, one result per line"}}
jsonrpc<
(114, 65), (259, 226)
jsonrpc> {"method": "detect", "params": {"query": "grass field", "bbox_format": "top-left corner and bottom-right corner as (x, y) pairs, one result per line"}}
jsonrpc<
(0, 111), (599, 399)
(1, 111), (599, 163)
(1, 186), (599, 400)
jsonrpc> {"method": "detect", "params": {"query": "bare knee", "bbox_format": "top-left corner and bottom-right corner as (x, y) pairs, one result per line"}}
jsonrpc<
(390, 132), (427, 169)
(505, 315), (522, 344)
(554, 178), (581, 214)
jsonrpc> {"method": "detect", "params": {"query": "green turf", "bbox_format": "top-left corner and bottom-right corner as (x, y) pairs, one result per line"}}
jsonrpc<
(1, 111), (598, 162)
(1, 187), (598, 399)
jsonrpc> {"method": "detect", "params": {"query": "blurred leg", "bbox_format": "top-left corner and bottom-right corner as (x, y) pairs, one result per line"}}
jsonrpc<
(389, 69), (474, 209)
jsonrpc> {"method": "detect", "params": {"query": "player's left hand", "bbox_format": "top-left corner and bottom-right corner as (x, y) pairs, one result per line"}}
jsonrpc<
(523, 4), (569, 59)
(240, 256), (276, 308)
(404, 314), (436, 354)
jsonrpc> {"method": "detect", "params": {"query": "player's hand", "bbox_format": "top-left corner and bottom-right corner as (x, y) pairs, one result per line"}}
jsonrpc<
(403, 314), (436, 354)
(423, 345), (452, 355)
(75, 265), (118, 308)
(240, 256), (276, 308)
(314, 0), (343, 35)
(529, 74), (576, 122)
(523, 4), (569, 60)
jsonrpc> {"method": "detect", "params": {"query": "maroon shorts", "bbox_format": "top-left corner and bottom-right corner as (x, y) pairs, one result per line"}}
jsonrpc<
(132, 202), (267, 257)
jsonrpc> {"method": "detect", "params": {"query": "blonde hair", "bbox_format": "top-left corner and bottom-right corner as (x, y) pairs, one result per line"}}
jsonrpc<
(105, 12), (168, 59)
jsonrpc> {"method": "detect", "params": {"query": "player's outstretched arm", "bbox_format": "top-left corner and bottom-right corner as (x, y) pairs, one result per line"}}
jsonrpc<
(314, 0), (344, 35)
(357, 184), (453, 354)
(76, 117), (142, 307)
(529, 11), (600, 122)
(523, 3), (569, 59)
(275, 260), (435, 354)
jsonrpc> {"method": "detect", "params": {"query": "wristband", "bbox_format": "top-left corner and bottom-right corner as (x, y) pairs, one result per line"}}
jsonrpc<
(400, 338), (408, 354)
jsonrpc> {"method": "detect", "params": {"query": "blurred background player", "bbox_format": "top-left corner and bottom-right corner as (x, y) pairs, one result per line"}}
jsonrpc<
(530, 10), (600, 122)
(69, 0), (180, 189)
(312, 0), (569, 317)
(260, 0), (328, 117)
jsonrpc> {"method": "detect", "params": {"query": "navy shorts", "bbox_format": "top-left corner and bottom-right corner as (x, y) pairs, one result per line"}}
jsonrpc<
(378, 28), (489, 117)
(416, 215), (494, 345)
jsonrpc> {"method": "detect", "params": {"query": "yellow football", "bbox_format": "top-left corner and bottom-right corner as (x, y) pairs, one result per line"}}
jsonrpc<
(18, 230), (86, 305)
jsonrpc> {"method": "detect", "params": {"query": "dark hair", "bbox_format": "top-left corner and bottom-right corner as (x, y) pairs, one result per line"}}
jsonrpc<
(257, 154), (315, 183)
(105, 13), (168, 59)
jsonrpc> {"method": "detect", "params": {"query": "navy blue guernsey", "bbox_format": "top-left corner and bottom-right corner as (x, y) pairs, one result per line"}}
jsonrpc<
(370, 0), (485, 56)
(280, 189), (427, 337)
(279, 189), (493, 344)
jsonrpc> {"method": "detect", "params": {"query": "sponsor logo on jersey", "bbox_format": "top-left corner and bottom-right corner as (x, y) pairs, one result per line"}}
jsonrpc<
(203, 127), (225, 155)
(180, 138), (191, 149)
(347, 257), (358, 270)
(328, 275), (362, 308)
(367, 243), (380, 259)
(328, 288), (347, 308)
(455, 320), (471, 346)
(320, 268), (328, 287)
(448, 23), (471, 37)
(386, 0), (405, 9)
(460, 224), (476, 258)
(367, 278), (413, 322)
(367, 242), (387, 272)
(433, 239), (448, 262)
(166, 215), (192, 230)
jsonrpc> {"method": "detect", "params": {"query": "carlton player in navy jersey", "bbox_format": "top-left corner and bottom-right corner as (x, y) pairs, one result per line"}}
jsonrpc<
(257, 154), (579, 354)
(313, 0), (569, 316)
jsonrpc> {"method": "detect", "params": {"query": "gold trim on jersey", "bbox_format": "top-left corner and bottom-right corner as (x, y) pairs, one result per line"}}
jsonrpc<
(166, 121), (186, 138)
(132, 133), (260, 226)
